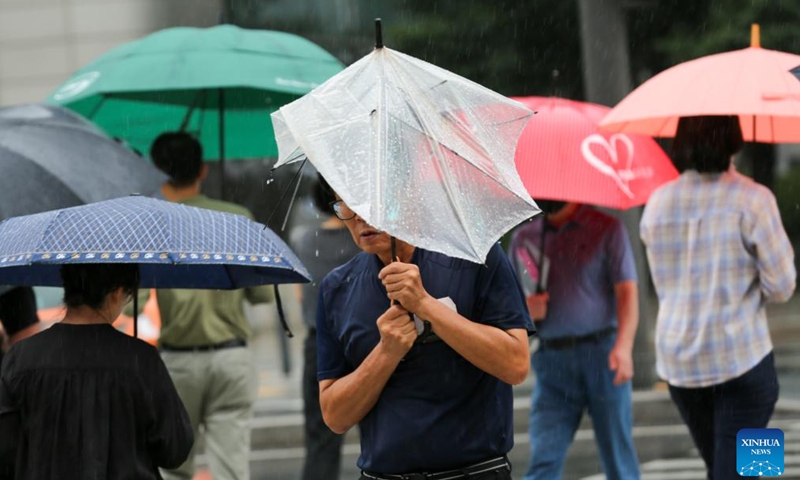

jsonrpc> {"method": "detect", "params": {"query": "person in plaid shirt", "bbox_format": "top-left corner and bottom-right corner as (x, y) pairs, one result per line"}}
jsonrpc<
(641, 115), (796, 480)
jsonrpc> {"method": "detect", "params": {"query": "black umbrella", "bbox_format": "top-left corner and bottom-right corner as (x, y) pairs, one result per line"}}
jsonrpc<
(0, 103), (166, 220)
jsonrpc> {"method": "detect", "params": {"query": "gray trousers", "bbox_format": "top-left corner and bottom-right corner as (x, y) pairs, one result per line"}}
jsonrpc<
(160, 346), (257, 480)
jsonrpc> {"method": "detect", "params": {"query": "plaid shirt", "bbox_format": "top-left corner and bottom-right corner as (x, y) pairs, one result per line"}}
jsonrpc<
(641, 167), (796, 387)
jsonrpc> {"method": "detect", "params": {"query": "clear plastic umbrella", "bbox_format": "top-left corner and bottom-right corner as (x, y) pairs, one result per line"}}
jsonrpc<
(271, 23), (538, 264)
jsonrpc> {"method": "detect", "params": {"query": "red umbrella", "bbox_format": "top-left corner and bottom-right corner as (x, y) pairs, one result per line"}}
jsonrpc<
(512, 96), (679, 210)
(600, 25), (800, 143)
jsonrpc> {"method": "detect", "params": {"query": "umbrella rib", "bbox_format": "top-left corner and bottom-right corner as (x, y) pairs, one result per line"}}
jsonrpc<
(87, 95), (108, 120)
(394, 55), (532, 185)
(178, 90), (206, 131)
(388, 110), (531, 200)
(377, 50), (388, 232)
(386, 62), (530, 199)
(386, 88), (480, 258)
(387, 56), (533, 258)
(385, 81), (478, 258)
(733, 51), (751, 140)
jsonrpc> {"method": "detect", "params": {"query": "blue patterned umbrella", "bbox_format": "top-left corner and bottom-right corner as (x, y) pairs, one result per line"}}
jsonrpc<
(0, 196), (310, 289)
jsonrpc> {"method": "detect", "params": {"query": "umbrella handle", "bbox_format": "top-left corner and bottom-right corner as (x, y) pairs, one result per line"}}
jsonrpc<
(536, 218), (548, 294)
(389, 236), (428, 340)
(273, 285), (293, 378)
(274, 284), (294, 338)
(390, 236), (398, 306)
(133, 290), (138, 338)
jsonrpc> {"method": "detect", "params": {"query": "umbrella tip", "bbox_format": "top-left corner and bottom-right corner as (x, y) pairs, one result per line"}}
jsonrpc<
(375, 18), (383, 49)
(751, 23), (760, 48)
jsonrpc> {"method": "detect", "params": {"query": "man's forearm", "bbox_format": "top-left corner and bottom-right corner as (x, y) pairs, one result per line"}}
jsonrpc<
(614, 281), (639, 351)
(319, 342), (402, 434)
(416, 298), (530, 385)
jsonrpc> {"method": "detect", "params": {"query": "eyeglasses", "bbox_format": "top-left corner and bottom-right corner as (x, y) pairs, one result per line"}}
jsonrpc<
(330, 200), (356, 221)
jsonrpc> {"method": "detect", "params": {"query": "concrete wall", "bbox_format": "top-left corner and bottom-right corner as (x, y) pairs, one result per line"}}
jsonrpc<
(0, 0), (221, 106)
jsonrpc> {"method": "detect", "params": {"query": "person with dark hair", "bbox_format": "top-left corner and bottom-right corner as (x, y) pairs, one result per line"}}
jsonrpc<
(0, 263), (193, 480)
(507, 201), (641, 480)
(61, 262), (139, 308)
(641, 115), (796, 479)
(149, 132), (205, 188)
(670, 115), (744, 173)
(0, 287), (40, 357)
(289, 175), (360, 480)
(0, 286), (44, 479)
(141, 131), (273, 480)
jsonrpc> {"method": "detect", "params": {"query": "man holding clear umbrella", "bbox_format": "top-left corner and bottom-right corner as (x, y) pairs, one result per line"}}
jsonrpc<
(315, 180), (534, 480)
(270, 25), (539, 479)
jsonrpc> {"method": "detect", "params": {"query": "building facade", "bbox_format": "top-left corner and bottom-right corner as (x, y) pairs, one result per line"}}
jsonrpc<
(0, 0), (220, 106)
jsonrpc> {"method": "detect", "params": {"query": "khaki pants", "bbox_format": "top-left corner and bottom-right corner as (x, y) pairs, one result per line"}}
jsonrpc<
(160, 346), (257, 480)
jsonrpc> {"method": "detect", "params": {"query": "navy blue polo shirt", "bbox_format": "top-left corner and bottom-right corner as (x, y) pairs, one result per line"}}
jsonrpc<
(316, 243), (534, 473)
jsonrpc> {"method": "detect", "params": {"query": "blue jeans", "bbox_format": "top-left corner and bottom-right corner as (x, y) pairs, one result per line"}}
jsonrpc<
(668, 352), (778, 480)
(524, 334), (640, 480)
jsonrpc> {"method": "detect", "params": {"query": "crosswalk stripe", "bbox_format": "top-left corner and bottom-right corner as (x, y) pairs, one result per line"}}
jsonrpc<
(580, 418), (800, 479)
(641, 458), (705, 470)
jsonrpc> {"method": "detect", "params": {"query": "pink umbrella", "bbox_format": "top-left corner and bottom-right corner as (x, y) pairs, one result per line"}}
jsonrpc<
(513, 96), (678, 210)
(600, 25), (800, 143)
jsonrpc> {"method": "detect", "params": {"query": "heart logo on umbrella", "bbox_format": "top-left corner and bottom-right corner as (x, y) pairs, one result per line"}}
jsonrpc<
(581, 133), (640, 198)
(511, 96), (677, 210)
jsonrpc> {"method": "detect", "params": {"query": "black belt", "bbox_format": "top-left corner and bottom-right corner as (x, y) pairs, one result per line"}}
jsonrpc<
(362, 456), (510, 480)
(539, 327), (616, 350)
(160, 338), (246, 352)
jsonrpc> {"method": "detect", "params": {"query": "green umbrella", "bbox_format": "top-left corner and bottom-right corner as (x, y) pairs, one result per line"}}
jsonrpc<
(46, 25), (344, 195)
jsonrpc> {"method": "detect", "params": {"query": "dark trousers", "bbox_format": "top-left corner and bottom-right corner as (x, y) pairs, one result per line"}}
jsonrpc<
(302, 329), (345, 480)
(668, 352), (778, 480)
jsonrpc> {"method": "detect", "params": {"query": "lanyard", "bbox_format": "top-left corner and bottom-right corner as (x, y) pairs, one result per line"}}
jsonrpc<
(535, 216), (549, 293)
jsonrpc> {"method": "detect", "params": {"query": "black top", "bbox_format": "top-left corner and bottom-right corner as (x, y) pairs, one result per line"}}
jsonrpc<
(0, 323), (193, 480)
